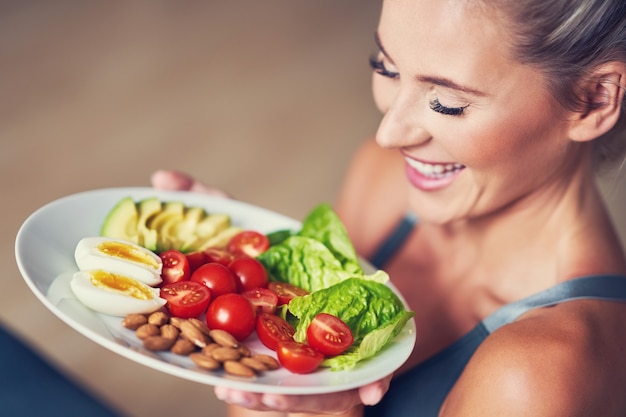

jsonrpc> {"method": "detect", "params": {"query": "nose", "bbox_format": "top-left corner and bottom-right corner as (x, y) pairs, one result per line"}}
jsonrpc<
(375, 90), (431, 149)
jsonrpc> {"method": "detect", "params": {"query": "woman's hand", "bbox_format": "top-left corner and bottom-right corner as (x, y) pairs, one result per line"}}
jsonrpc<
(213, 374), (392, 415)
(151, 169), (230, 198)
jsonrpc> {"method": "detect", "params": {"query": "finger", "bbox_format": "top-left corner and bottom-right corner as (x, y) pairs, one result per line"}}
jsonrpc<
(260, 390), (363, 415)
(151, 169), (230, 197)
(359, 374), (392, 405)
(214, 386), (271, 411)
(151, 169), (194, 190)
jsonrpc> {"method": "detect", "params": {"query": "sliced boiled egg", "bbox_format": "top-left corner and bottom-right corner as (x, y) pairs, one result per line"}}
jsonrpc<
(70, 269), (166, 316)
(75, 237), (162, 286)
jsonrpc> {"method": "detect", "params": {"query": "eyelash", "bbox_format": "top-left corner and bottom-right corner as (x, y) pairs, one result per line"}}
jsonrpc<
(369, 56), (398, 79)
(369, 57), (468, 117)
(429, 98), (468, 116)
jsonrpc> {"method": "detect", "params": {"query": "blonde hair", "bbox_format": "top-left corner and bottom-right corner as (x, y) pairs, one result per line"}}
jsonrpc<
(493, 0), (626, 165)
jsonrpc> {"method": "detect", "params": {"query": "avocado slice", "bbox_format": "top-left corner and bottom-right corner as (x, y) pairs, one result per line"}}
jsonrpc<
(100, 196), (139, 243)
(149, 201), (185, 252)
(101, 197), (240, 253)
(136, 197), (162, 251)
(180, 213), (231, 252)
(196, 225), (243, 251)
(172, 207), (207, 253)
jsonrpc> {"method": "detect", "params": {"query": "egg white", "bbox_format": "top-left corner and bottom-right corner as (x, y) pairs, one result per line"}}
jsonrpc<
(70, 270), (166, 316)
(75, 237), (163, 286)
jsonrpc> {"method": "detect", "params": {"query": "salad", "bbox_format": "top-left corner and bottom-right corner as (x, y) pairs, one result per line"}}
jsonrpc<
(259, 203), (414, 371)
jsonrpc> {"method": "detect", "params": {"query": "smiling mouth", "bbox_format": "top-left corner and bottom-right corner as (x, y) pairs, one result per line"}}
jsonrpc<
(405, 157), (465, 178)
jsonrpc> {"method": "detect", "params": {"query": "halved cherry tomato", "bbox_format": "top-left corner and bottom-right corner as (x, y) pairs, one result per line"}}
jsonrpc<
(190, 262), (238, 297)
(159, 250), (191, 285)
(306, 313), (354, 357)
(202, 248), (235, 267)
(160, 281), (211, 318)
(277, 341), (324, 374)
(229, 257), (269, 292)
(268, 281), (309, 305)
(242, 288), (278, 315)
(185, 251), (207, 274)
(227, 230), (270, 258)
(256, 312), (296, 351)
(205, 293), (256, 341)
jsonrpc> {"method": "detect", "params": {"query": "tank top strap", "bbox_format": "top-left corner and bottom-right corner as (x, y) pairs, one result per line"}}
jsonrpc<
(483, 274), (626, 333)
(369, 210), (418, 269)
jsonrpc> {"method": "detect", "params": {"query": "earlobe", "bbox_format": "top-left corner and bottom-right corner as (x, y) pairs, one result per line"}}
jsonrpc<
(569, 63), (626, 143)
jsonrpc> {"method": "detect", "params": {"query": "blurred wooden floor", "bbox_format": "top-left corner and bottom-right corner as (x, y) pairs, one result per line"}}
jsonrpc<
(1, 2), (625, 417)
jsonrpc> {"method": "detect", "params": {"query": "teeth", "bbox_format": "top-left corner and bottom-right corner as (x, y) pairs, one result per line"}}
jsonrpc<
(406, 158), (464, 178)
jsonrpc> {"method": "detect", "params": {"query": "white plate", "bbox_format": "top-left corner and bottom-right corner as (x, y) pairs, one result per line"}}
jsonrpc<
(15, 187), (416, 395)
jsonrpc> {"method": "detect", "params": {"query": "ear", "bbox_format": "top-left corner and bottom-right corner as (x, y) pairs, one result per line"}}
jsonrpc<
(568, 62), (626, 143)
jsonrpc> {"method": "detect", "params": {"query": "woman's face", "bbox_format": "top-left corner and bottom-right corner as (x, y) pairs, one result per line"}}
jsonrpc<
(373, 0), (581, 225)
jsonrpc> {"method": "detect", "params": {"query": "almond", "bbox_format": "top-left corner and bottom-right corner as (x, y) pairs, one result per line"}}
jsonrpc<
(135, 323), (160, 339)
(148, 311), (170, 326)
(122, 314), (148, 330)
(180, 320), (209, 348)
(223, 360), (256, 378)
(210, 347), (241, 362)
(252, 354), (280, 370)
(189, 353), (220, 370)
(143, 336), (175, 351)
(188, 318), (212, 336)
(240, 357), (268, 372)
(170, 338), (196, 356)
(202, 343), (220, 356)
(160, 324), (180, 340)
(237, 344), (251, 357)
(209, 329), (239, 348)
(169, 317), (184, 329)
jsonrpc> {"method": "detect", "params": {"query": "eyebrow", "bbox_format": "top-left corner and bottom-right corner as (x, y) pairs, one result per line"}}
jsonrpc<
(374, 31), (488, 97)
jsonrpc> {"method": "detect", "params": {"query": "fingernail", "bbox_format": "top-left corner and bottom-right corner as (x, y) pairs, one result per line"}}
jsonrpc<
(261, 395), (287, 410)
(362, 386), (384, 406)
(230, 391), (254, 408)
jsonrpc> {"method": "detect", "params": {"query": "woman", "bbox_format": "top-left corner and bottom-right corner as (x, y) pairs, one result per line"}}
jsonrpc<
(154, 0), (626, 415)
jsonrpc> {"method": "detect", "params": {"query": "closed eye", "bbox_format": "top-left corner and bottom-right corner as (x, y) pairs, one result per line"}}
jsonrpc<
(369, 56), (399, 79)
(429, 98), (468, 116)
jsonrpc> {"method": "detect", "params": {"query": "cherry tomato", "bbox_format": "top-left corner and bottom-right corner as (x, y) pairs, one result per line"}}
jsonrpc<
(202, 248), (235, 267)
(242, 288), (278, 315)
(256, 312), (295, 351)
(190, 262), (238, 297)
(229, 257), (269, 291)
(159, 250), (191, 285)
(205, 293), (256, 341)
(227, 230), (270, 257)
(276, 341), (324, 374)
(160, 281), (211, 318)
(185, 251), (207, 274)
(268, 281), (309, 305)
(306, 313), (354, 357)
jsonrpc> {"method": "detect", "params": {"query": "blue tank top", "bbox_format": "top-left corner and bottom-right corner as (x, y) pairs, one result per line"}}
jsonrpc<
(364, 214), (626, 417)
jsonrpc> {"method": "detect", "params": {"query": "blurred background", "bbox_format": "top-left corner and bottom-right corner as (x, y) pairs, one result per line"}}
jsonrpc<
(1, 1), (382, 416)
(1, 1), (625, 417)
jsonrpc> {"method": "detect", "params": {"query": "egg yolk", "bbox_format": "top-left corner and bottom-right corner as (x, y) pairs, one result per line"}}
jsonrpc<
(97, 241), (159, 269)
(89, 270), (154, 300)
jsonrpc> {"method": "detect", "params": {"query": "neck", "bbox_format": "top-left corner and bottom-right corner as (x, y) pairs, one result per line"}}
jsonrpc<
(421, 154), (626, 303)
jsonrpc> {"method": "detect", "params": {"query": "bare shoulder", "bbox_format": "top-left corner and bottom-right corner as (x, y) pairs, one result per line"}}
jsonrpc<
(441, 299), (626, 416)
(335, 139), (408, 257)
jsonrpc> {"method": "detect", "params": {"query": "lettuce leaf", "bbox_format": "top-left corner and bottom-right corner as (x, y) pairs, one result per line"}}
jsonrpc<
(288, 278), (414, 370)
(259, 203), (414, 371)
(258, 235), (388, 293)
(297, 203), (363, 275)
